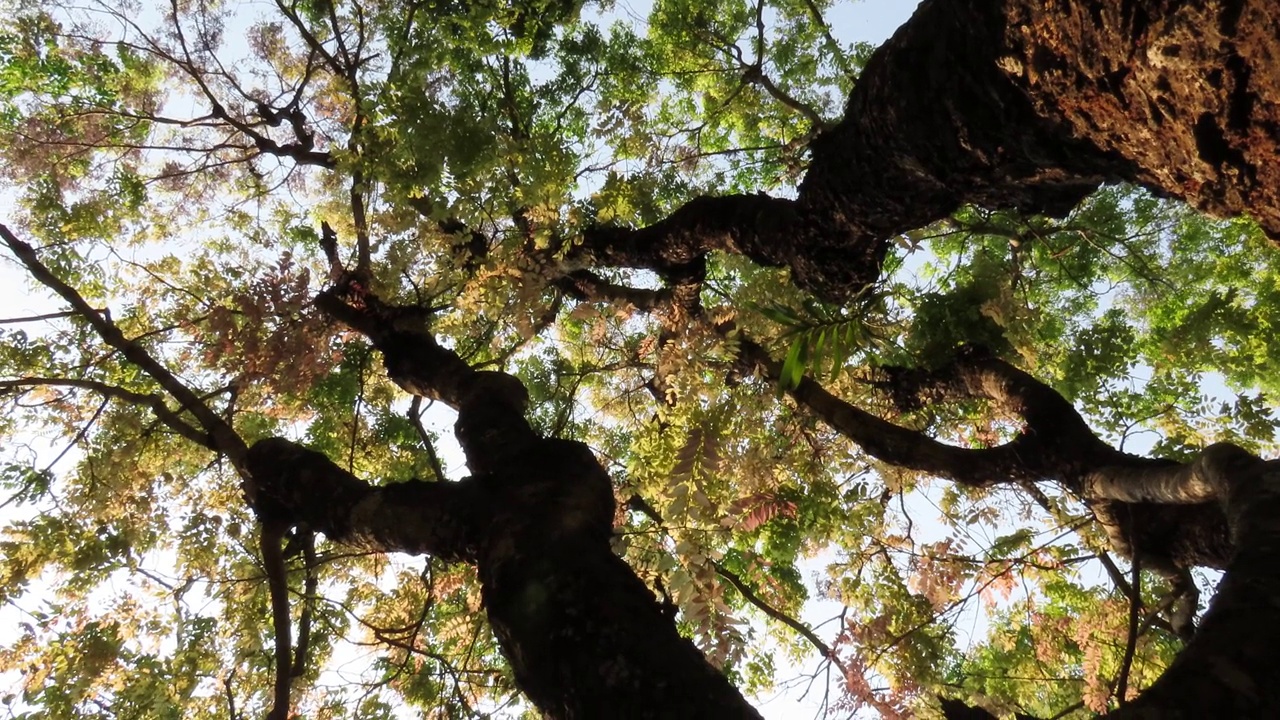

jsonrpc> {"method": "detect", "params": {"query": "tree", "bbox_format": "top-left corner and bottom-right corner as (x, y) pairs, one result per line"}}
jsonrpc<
(0, 0), (1277, 718)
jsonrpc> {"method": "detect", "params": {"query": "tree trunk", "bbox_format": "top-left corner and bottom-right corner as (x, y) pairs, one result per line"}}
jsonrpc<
(250, 0), (1280, 714)
(246, 287), (763, 719)
(1104, 455), (1280, 718)
(833, 0), (1278, 231)
(571, 0), (1278, 302)
(801, 0), (1280, 292)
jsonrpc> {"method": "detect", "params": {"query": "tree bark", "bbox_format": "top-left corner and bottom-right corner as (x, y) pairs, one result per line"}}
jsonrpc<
(578, 0), (1279, 302)
(245, 283), (762, 719)
(1104, 456), (1280, 719)
(256, 0), (1280, 713)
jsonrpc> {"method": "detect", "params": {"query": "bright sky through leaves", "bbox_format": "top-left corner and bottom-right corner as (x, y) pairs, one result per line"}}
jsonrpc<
(1, 0), (1278, 718)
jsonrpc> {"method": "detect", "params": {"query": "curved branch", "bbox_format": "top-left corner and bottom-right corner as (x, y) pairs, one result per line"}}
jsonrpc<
(742, 64), (832, 131)
(730, 334), (1237, 573)
(1107, 453), (1280, 718)
(711, 559), (836, 662)
(0, 226), (247, 466)
(246, 437), (484, 561)
(737, 339), (1046, 487)
(0, 377), (210, 448)
(314, 286), (536, 473)
(572, 194), (800, 278)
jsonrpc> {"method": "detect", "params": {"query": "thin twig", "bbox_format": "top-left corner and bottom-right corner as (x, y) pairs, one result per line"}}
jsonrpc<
(0, 377), (210, 448)
(711, 559), (836, 662)
(0, 309), (104, 324)
(1114, 559), (1142, 705)
(408, 396), (448, 482)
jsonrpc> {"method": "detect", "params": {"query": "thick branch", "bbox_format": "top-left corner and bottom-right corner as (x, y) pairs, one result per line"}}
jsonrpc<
(734, 336), (1235, 572)
(246, 437), (483, 561)
(314, 287), (535, 474)
(579, 0), (1279, 302)
(1084, 447), (1233, 504)
(555, 269), (673, 313)
(738, 339), (1043, 486)
(1107, 451), (1280, 718)
(572, 194), (829, 286)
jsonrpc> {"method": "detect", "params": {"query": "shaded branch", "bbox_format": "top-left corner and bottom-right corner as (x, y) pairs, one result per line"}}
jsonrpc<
(0, 377), (210, 448)
(742, 64), (831, 131)
(0, 225), (248, 468)
(291, 532), (318, 677)
(732, 333), (1235, 573)
(571, 194), (800, 280)
(408, 396), (448, 482)
(261, 525), (291, 720)
(245, 437), (484, 561)
(314, 283), (535, 474)
(736, 338), (1046, 487)
(555, 270), (673, 313)
(1114, 558), (1141, 705)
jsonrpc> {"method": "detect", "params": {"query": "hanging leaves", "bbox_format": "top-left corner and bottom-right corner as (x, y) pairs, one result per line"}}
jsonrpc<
(752, 288), (891, 390)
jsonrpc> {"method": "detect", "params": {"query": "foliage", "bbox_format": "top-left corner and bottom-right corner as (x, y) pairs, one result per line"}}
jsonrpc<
(0, 0), (1274, 718)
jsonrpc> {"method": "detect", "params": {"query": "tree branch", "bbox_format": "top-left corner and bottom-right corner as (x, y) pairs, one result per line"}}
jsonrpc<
(1114, 558), (1141, 705)
(0, 309), (105, 324)
(0, 225), (248, 468)
(711, 559), (837, 662)
(408, 396), (448, 482)
(245, 437), (484, 561)
(0, 377), (210, 448)
(732, 334), (1236, 573)
(2, 225), (297, 720)
(742, 64), (831, 131)
(314, 284), (536, 474)
(571, 194), (804, 283)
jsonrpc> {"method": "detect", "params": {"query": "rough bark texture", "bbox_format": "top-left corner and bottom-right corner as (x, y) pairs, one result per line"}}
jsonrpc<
(247, 282), (762, 719)
(1104, 456), (1280, 719)
(512, 0), (1280, 713)
(1000, 0), (1280, 238)
(578, 0), (1278, 302)
(818, 0), (1280, 266)
(812, 0), (1280, 284)
(246, 0), (1280, 714)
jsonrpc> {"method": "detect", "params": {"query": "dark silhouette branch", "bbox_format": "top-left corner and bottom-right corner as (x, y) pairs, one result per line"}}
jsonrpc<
(1, 225), (247, 466)
(2, 224), (299, 720)
(291, 532), (319, 678)
(711, 559), (837, 662)
(408, 396), (448, 482)
(1114, 559), (1142, 706)
(0, 377), (210, 448)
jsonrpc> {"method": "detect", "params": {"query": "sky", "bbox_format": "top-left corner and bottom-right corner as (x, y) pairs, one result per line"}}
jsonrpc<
(0, 1), (942, 717)
(3, 0), (1264, 716)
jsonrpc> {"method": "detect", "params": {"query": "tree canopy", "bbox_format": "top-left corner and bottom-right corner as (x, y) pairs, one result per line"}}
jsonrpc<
(0, 0), (1278, 718)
